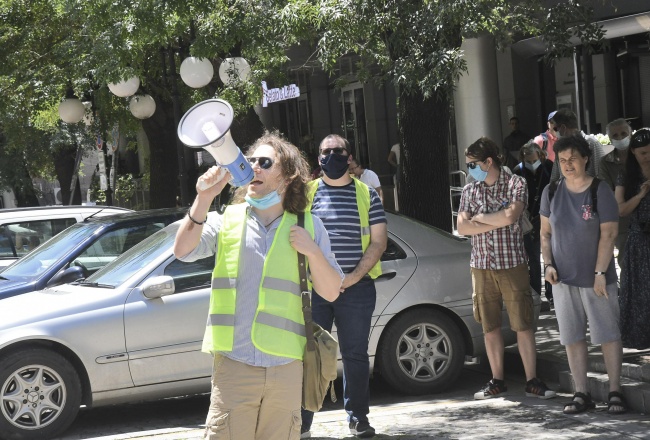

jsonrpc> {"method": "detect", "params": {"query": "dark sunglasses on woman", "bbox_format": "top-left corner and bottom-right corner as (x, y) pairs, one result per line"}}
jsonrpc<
(466, 161), (483, 170)
(246, 156), (274, 169)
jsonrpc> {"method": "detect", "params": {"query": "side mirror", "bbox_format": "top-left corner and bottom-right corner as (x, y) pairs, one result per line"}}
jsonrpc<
(47, 266), (85, 287)
(141, 275), (176, 299)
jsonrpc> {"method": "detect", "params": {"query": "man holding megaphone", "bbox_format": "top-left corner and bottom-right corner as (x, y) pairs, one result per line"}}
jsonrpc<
(174, 132), (343, 440)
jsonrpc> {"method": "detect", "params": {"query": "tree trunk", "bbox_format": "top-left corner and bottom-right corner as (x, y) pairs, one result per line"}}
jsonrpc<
(53, 145), (81, 205)
(142, 99), (183, 209)
(398, 90), (452, 232)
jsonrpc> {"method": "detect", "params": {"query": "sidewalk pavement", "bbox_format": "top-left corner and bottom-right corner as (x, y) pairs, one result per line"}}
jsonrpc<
(505, 301), (650, 414)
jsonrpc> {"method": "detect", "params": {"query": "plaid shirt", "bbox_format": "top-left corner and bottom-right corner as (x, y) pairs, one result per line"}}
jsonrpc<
(459, 168), (528, 270)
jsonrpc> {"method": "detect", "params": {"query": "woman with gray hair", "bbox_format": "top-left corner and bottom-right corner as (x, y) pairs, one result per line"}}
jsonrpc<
(513, 141), (553, 305)
(540, 133), (626, 415)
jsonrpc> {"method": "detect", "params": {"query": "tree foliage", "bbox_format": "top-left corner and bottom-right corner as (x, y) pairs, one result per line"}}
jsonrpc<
(0, 0), (603, 219)
(308, 0), (604, 230)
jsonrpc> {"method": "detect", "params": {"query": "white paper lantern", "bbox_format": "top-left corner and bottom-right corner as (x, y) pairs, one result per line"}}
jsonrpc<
(218, 57), (251, 86)
(108, 76), (140, 97)
(180, 57), (214, 88)
(129, 94), (156, 119)
(58, 98), (85, 123)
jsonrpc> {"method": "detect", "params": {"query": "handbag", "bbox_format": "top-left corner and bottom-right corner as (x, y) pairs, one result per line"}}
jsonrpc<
(297, 213), (338, 412)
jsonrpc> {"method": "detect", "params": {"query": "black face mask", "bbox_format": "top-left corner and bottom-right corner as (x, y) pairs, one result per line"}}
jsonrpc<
(320, 153), (350, 179)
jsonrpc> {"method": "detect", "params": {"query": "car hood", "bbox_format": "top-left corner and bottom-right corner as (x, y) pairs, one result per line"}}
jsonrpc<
(0, 284), (126, 332)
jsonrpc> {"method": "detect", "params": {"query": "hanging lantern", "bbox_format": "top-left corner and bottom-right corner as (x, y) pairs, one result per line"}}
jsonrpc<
(180, 57), (214, 88)
(218, 57), (251, 86)
(58, 98), (85, 124)
(129, 94), (156, 119)
(108, 76), (140, 97)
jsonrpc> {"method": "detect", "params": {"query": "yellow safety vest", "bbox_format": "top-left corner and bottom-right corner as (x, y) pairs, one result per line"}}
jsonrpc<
(306, 178), (382, 279)
(202, 203), (314, 360)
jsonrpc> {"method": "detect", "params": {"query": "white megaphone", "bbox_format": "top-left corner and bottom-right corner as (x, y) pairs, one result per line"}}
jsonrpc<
(177, 99), (254, 190)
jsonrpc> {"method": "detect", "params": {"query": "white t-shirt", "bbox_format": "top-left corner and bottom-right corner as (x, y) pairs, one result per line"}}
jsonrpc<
(359, 169), (381, 190)
(390, 143), (400, 164)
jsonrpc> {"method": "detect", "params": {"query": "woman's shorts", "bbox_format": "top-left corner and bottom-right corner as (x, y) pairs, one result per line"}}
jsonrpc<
(553, 282), (620, 346)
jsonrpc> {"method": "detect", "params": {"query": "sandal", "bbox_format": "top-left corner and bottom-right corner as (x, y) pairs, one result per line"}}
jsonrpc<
(607, 391), (628, 415)
(563, 392), (595, 414)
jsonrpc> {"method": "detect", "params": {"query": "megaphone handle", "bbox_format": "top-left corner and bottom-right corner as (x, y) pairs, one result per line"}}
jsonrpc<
(197, 167), (228, 191)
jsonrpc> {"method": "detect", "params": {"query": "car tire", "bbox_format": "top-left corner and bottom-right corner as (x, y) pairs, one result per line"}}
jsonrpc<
(0, 348), (82, 440)
(378, 309), (466, 395)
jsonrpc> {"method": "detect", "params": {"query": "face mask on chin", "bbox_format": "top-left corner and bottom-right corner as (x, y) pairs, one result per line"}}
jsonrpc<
(245, 188), (282, 210)
(320, 153), (350, 179)
(611, 137), (630, 150)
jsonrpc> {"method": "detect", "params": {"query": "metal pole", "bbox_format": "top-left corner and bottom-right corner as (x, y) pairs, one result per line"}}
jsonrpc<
(572, 47), (583, 130)
(167, 47), (190, 206)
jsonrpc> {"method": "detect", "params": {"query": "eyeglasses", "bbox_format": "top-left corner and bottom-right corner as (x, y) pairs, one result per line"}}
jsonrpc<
(320, 147), (348, 156)
(246, 156), (274, 169)
(466, 161), (483, 170)
(631, 129), (650, 148)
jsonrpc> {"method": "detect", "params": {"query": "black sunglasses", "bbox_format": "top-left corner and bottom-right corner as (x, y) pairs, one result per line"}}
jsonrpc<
(631, 129), (650, 148)
(466, 160), (483, 170)
(246, 156), (274, 169)
(320, 147), (348, 156)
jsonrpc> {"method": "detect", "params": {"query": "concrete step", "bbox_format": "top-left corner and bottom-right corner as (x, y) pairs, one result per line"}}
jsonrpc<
(558, 370), (650, 414)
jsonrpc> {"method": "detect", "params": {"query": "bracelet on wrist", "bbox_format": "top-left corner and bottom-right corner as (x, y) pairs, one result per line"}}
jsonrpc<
(544, 264), (554, 272)
(187, 208), (206, 225)
(594, 271), (606, 276)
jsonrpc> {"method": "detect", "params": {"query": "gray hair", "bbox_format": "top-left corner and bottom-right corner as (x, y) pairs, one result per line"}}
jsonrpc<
(606, 118), (631, 136)
(518, 141), (542, 162)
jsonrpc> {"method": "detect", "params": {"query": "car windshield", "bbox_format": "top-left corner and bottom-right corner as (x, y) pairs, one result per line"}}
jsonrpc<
(85, 223), (180, 288)
(0, 223), (102, 277)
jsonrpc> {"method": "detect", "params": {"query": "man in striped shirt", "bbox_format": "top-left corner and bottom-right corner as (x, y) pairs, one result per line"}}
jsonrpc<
(301, 134), (387, 439)
(457, 137), (556, 402)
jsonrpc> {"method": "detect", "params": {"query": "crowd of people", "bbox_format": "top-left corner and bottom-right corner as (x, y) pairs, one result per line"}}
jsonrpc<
(466, 108), (650, 416)
(170, 112), (648, 439)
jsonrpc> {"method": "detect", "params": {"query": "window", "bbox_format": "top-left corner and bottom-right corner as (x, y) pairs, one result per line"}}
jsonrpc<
(164, 256), (214, 292)
(2, 218), (77, 258)
(381, 238), (407, 262)
(75, 223), (165, 274)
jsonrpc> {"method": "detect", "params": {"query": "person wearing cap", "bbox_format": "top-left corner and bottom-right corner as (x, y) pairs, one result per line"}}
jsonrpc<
(599, 118), (633, 267)
(533, 111), (558, 163)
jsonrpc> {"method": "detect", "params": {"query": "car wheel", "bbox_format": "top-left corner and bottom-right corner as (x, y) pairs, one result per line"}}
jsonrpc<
(0, 348), (81, 440)
(378, 309), (466, 395)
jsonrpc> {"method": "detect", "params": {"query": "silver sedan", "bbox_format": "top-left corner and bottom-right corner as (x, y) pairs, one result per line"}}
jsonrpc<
(0, 212), (539, 439)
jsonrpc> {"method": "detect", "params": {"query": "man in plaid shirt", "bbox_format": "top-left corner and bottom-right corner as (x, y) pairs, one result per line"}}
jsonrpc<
(458, 137), (556, 401)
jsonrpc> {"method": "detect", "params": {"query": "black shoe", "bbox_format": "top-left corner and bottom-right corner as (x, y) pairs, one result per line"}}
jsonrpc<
(474, 378), (508, 400)
(349, 420), (376, 438)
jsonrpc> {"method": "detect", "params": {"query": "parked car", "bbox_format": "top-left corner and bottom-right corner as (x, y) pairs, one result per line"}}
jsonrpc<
(0, 208), (186, 299)
(0, 205), (132, 268)
(0, 212), (540, 439)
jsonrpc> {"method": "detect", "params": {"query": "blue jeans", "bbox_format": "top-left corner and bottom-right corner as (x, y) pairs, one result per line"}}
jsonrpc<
(301, 278), (376, 429)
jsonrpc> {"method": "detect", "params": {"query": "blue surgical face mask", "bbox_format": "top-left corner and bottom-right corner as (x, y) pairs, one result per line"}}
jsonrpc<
(525, 160), (541, 172)
(468, 164), (489, 182)
(245, 190), (281, 210)
(611, 137), (630, 150)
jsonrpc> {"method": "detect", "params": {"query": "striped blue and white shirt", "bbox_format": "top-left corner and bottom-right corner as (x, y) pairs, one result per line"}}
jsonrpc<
(310, 179), (387, 273)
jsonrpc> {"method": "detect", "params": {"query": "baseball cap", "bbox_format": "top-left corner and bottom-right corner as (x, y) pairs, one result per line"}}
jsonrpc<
(547, 111), (557, 121)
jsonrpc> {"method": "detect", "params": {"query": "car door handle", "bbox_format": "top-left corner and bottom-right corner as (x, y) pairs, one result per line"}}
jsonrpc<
(376, 271), (397, 281)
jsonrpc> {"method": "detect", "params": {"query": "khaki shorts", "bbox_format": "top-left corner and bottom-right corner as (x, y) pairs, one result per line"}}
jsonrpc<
(471, 263), (534, 334)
